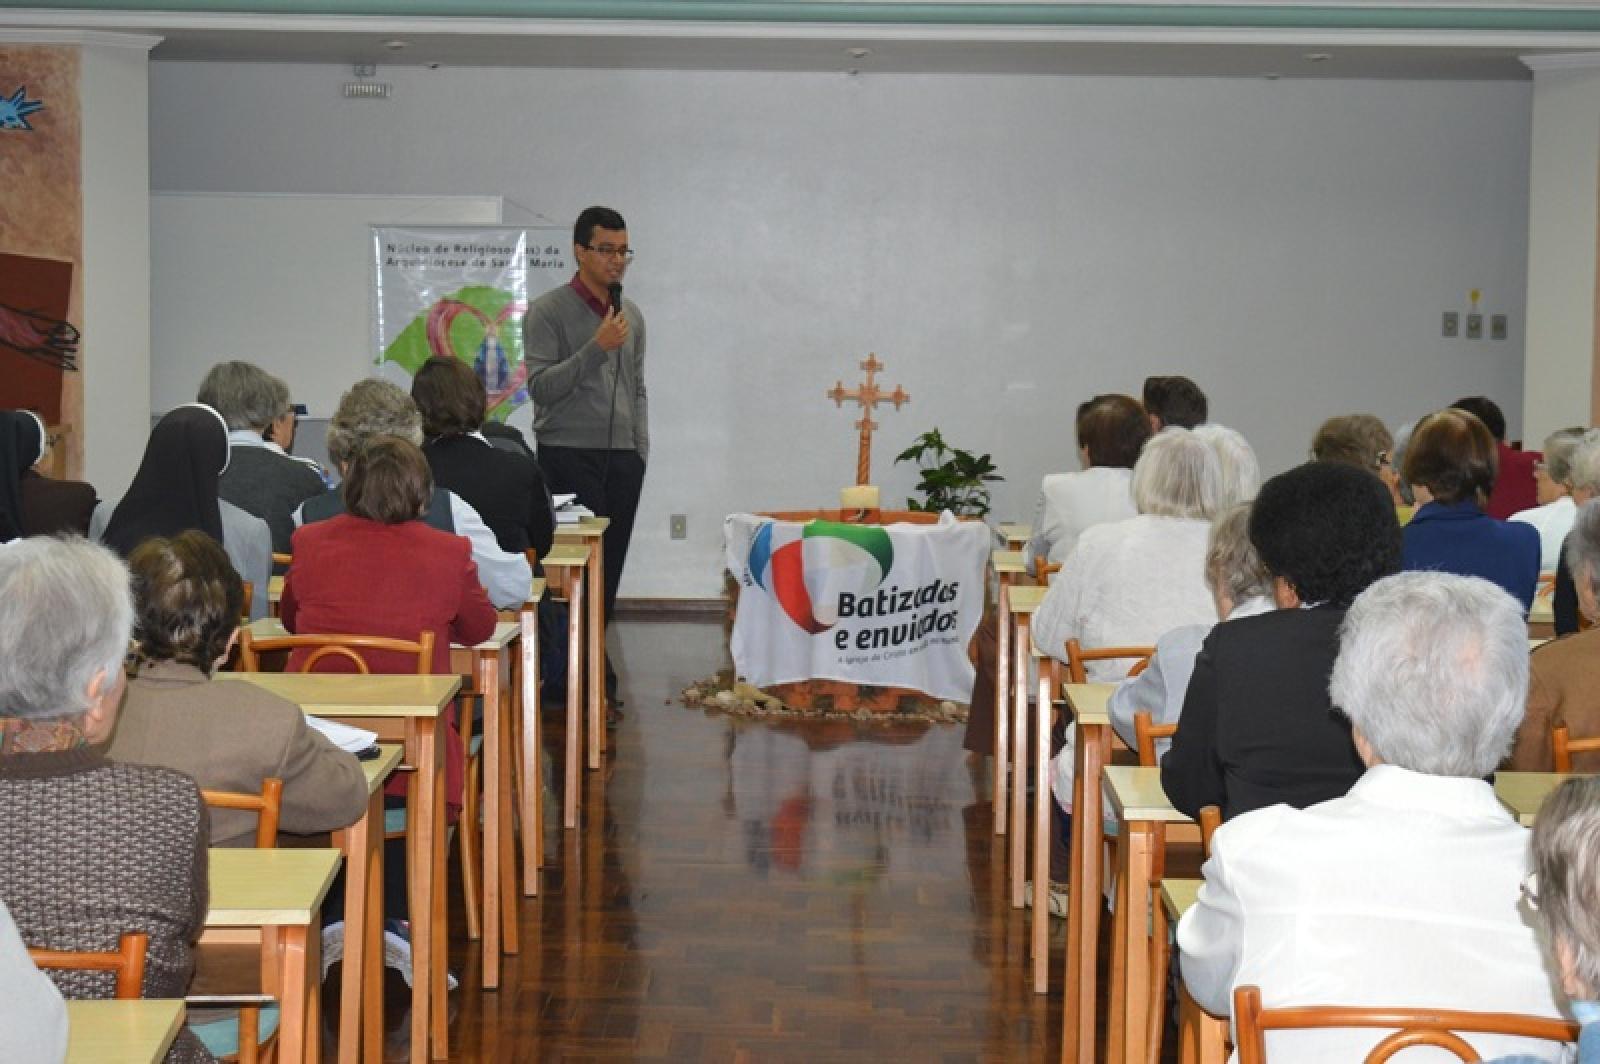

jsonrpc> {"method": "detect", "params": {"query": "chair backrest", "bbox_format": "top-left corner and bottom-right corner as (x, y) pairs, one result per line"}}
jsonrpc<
(1035, 561), (1062, 587)
(1552, 722), (1600, 773)
(201, 777), (284, 849)
(1064, 638), (1154, 684)
(236, 628), (435, 675)
(238, 581), (254, 623)
(270, 552), (292, 569)
(1198, 805), (1221, 857)
(1133, 710), (1176, 767)
(29, 932), (148, 1000)
(1232, 984), (1579, 1063)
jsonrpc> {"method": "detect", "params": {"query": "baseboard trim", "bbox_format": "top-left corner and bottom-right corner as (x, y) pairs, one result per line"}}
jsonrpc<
(615, 597), (725, 618)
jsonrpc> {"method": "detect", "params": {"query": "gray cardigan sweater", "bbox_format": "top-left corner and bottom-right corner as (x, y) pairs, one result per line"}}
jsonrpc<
(522, 283), (648, 462)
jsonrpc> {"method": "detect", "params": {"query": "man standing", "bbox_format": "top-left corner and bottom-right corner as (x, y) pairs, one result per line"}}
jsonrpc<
(524, 206), (647, 711)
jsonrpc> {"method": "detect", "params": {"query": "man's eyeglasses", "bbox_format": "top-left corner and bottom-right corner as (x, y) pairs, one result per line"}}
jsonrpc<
(580, 244), (635, 261)
(1522, 871), (1540, 911)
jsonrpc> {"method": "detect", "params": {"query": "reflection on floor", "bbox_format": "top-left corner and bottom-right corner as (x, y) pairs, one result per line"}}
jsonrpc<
(419, 617), (1062, 1059)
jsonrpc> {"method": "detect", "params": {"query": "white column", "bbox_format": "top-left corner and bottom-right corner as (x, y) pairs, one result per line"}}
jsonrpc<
(1524, 54), (1600, 445)
(79, 33), (160, 500)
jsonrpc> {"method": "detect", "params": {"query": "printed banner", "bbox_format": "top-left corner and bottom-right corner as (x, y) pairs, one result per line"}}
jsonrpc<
(725, 513), (990, 703)
(371, 225), (568, 422)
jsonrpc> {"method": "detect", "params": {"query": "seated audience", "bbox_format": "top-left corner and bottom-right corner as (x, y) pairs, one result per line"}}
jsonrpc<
(1512, 499), (1600, 770)
(1512, 426), (1587, 572)
(2, 409), (96, 538)
(198, 360), (327, 557)
(283, 436), (497, 817)
(1031, 427), (1233, 680)
(1552, 431), (1600, 635)
(107, 530), (367, 846)
(296, 378), (531, 609)
(1311, 412), (1403, 506)
(1453, 395), (1542, 519)
(1103, 502), (1272, 760)
(0, 538), (212, 1064)
(1401, 407), (1540, 611)
(411, 356), (554, 559)
(1389, 418), (1418, 520)
(0, 898), (67, 1063)
(91, 404), (271, 621)
(1177, 571), (1567, 1062)
(1142, 374), (1208, 432)
(1492, 776), (1600, 1062)
(1162, 461), (1400, 819)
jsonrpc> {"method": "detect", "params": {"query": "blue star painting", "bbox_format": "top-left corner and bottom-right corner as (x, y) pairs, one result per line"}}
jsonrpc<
(0, 86), (44, 131)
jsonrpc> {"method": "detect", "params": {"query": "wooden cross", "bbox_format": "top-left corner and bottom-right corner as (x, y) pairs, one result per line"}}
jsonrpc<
(826, 353), (910, 485)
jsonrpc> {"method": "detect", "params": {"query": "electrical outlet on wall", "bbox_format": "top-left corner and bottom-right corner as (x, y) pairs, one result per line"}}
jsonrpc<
(1442, 312), (1459, 338)
(1465, 313), (1483, 340)
(670, 514), (687, 540)
(1490, 314), (1508, 341)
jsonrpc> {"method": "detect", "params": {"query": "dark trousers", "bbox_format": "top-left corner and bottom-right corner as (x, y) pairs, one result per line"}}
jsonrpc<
(537, 445), (646, 693)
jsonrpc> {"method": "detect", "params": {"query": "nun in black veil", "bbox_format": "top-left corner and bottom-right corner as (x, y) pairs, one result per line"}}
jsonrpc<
(92, 404), (272, 619)
(0, 410), (98, 541)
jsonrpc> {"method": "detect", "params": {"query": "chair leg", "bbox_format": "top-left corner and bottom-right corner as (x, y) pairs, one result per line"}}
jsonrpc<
(460, 747), (482, 941)
(1147, 901), (1171, 1064)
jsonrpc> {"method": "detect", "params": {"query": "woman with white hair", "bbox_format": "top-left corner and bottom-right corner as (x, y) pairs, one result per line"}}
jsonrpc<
(1513, 497), (1600, 770)
(0, 538), (213, 1064)
(1512, 426), (1590, 573)
(1031, 426), (1229, 680)
(1550, 430), (1600, 635)
(1192, 423), (1260, 508)
(1499, 775), (1600, 1061)
(1178, 571), (1567, 1062)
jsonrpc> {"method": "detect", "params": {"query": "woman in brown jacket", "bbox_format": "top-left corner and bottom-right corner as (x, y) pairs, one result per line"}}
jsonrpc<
(108, 530), (367, 846)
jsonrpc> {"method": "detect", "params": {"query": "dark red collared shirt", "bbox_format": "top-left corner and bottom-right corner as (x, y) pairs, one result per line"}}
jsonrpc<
(568, 273), (609, 318)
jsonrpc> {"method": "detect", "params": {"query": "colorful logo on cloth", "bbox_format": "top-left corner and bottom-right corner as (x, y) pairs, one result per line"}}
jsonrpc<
(749, 520), (894, 634)
(0, 87), (44, 132)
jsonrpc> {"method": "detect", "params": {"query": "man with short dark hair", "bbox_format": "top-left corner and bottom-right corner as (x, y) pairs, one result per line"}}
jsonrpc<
(523, 206), (647, 711)
(1142, 375), (1208, 431)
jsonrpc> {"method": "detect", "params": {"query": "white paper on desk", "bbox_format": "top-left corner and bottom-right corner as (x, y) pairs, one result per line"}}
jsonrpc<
(556, 505), (594, 525)
(552, 493), (578, 509)
(305, 715), (378, 754)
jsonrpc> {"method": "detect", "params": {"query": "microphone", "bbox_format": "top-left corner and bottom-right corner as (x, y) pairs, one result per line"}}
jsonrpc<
(608, 282), (623, 316)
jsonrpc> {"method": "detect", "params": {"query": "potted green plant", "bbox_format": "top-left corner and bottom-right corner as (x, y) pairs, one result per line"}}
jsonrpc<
(894, 428), (1003, 518)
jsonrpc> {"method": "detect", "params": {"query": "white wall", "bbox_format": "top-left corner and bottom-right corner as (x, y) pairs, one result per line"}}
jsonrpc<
(1524, 60), (1600, 448)
(149, 62), (1532, 598)
(80, 38), (155, 501)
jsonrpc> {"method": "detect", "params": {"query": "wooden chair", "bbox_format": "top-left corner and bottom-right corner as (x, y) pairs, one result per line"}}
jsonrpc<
(200, 779), (284, 849)
(1034, 561), (1062, 587)
(239, 581), (254, 624)
(1231, 984), (1579, 1063)
(1552, 722), (1600, 773)
(1064, 638), (1154, 684)
(270, 552), (292, 569)
(1133, 710), (1175, 768)
(29, 931), (148, 999)
(197, 780), (285, 1063)
(1146, 803), (1222, 1064)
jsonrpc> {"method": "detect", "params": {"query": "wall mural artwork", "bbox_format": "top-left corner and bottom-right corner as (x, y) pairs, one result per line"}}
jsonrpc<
(0, 47), (82, 469)
(0, 85), (44, 130)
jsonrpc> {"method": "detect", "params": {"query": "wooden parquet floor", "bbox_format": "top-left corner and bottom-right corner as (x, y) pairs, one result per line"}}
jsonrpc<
(371, 617), (1064, 1060)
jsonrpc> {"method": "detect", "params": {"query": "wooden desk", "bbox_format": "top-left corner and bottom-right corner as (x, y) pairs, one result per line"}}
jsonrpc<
(329, 744), (401, 1064)
(1530, 588), (1555, 639)
(1161, 879), (1230, 1064)
(555, 516), (610, 765)
(542, 542), (593, 829)
(244, 615), (522, 987)
(991, 549), (1028, 836)
(1061, 682), (1114, 1049)
(507, 579), (546, 896)
(1496, 771), (1582, 826)
(218, 672), (459, 1061)
(1103, 765), (1193, 1064)
(207, 848), (341, 1064)
(66, 1000), (184, 1064)
(1004, 584), (1047, 918)
(449, 620), (520, 989)
(998, 522), (1031, 550)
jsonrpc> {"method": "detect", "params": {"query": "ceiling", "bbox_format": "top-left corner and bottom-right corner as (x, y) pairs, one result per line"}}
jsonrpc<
(9, 4), (1600, 79)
